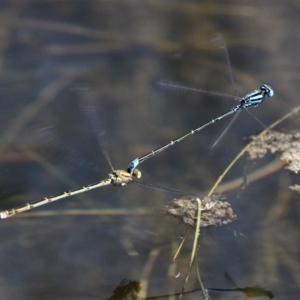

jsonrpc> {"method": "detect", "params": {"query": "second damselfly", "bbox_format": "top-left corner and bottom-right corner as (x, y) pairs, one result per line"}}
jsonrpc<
(128, 84), (273, 174)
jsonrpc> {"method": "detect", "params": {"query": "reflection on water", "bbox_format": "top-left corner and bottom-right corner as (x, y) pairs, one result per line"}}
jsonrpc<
(0, 1), (299, 300)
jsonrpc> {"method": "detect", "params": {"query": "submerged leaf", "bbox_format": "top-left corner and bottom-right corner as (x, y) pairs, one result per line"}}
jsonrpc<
(248, 130), (300, 173)
(166, 195), (236, 227)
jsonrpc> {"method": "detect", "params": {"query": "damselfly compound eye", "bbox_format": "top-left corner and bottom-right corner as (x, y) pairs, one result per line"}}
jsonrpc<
(260, 84), (274, 97)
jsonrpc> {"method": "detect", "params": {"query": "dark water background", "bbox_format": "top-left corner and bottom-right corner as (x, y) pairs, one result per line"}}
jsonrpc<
(0, 1), (299, 299)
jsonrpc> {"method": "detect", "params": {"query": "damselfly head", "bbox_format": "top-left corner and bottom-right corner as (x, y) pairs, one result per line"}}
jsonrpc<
(132, 168), (142, 179)
(260, 84), (274, 97)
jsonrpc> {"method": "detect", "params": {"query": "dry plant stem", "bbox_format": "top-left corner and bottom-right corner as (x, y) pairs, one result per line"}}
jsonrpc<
(207, 106), (300, 196)
(180, 198), (202, 299)
(0, 75), (75, 152)
(19, 146), (84, 198)
(277, 247), (300, 284)
(14, 208), (151, 218)
(172, 228), (191, 263)
(22, 19), (114, 40)
(213, 159), (285, 194)
(196, 251), (209, 300)
(139, 247), (161, 299)
(258, 177), (296, 285)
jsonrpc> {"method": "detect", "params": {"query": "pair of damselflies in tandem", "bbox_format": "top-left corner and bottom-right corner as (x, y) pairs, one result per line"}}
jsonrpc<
(0, 81), (273, 219)
(0, 34), (274, 219)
